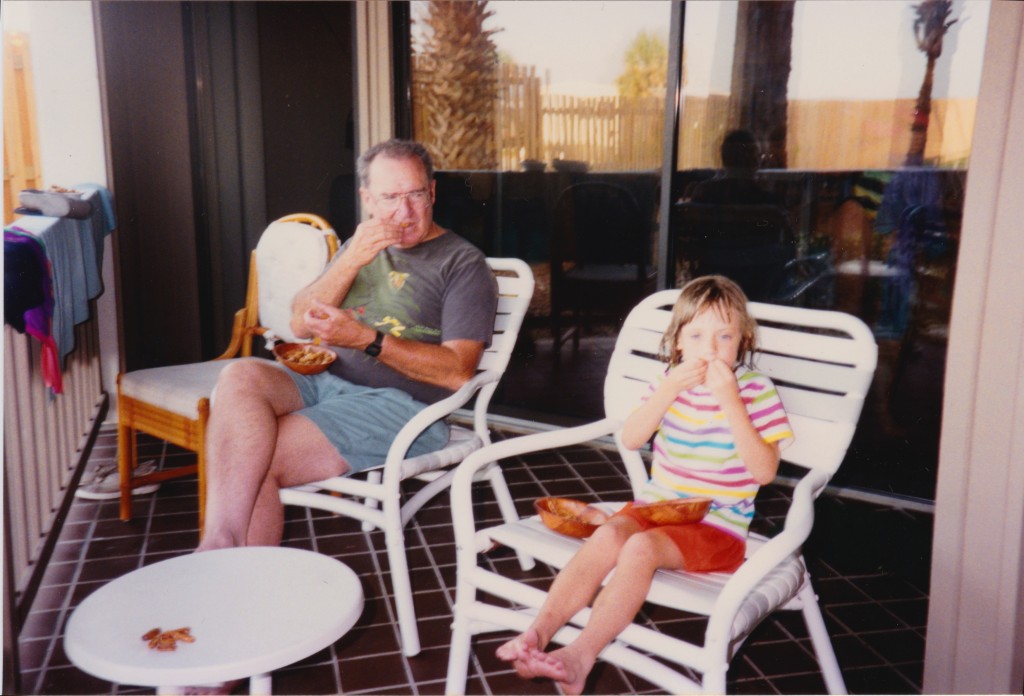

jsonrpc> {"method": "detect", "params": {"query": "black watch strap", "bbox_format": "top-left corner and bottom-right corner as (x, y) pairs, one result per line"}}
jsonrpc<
(364, 330), (385, 357)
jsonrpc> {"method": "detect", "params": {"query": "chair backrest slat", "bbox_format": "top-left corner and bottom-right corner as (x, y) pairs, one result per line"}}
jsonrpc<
(606, 289), (877, 478)
(773, 387), (872, 427)
(473, 257), (534, 378)
(496, 274), (531, 297)
(476, 351), (503, 372)
(756, 352), (875, 398)
(610, 351), (666, 382)
(778, 415), (857, 471)
(757, 325), (872, 367)
(493, 306), (521, 330)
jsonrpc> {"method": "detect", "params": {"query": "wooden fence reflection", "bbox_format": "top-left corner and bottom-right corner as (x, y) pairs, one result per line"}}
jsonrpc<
(414, 58), (974, 173)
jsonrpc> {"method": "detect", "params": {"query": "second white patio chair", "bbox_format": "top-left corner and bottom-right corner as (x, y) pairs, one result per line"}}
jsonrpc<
(279, 258), (534, 657)
(446, 289), (877, 694)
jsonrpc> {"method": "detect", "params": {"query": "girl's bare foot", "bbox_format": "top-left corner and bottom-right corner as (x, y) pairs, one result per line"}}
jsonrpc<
(496, 628), (544, 678)
(518, 646), (593, 696)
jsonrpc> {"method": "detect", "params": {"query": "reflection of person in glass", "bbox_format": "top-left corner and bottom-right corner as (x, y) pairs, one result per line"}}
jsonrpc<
(686, 129), (783, 206)
(677, 130), (796, 303)
(872, 170), (950, 338)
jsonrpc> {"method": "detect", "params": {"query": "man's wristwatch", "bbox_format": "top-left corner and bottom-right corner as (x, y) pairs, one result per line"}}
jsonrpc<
(364, 330), (385, 357)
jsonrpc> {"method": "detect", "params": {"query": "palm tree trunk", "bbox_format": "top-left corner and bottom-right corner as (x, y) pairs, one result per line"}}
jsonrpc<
(905, 0), (956, 166)
(906, 54), (936, 166)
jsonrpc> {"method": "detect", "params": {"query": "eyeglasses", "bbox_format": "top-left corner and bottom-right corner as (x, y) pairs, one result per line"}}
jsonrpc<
(370, 188), (432, 211)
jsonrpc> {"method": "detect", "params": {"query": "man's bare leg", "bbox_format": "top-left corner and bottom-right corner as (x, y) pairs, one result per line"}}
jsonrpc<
(514, 529), (685, 695)
(186, 363), (349, 695)
(496, 517), (640, 676)
(243, 412), (349, 546)
(197, 360), (347, 551)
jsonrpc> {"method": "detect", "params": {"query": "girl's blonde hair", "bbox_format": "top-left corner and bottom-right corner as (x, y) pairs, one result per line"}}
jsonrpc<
(661, 275), (758, 367)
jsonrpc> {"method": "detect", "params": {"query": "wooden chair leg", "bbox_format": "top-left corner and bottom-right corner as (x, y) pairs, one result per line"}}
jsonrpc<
(118, 418), (136, 522)
(197, 398), (210, 537)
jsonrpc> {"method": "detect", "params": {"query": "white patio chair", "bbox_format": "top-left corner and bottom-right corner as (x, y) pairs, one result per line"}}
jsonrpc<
(116, 214), (338, 529)
(279, 258), (535, 657)
(445, 289), (877, 694)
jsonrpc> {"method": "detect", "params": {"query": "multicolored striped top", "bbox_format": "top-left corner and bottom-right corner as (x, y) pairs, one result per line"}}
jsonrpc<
(638, 367), (793, 539)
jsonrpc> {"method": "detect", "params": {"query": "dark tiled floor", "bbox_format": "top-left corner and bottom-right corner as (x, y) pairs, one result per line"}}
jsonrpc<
(16, 425), (932, 695)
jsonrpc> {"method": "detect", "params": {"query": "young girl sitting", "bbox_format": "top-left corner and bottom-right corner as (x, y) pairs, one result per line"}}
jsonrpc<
(496, 275), (793, 694)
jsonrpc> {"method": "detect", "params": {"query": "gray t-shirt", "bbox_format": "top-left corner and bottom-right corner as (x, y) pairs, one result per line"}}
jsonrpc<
(329, 230), (497, 404)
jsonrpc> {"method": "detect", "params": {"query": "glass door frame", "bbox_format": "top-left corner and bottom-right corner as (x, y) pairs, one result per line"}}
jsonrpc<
(656, 1), (686, 291)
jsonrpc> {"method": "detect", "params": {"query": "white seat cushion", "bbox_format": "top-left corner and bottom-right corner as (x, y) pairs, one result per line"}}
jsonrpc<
(120, 359), (244, 420)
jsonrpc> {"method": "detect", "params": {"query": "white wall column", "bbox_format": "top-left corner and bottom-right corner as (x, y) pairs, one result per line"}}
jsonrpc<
(923, 2), (1024, 693)
(355, 1), (395, 156)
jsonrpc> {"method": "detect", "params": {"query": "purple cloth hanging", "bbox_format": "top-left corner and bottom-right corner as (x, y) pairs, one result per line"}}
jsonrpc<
(4, 229), (61, 392)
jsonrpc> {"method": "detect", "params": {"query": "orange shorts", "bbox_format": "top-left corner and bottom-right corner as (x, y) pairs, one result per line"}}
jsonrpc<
(613, 502), (746, 573)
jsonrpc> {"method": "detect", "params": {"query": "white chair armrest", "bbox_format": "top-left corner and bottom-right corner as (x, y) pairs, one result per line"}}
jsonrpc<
(379, 370), (502, 483)
(706, 468), (829, 644)
(450, 418), (623, 553)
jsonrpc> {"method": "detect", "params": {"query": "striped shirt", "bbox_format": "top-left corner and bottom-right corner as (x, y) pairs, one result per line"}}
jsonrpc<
(639, 367), (793, 539)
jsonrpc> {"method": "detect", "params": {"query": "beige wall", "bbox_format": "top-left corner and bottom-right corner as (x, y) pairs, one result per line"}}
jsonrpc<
(8, 1), (121, 416)
(924, 2), (1024, 693)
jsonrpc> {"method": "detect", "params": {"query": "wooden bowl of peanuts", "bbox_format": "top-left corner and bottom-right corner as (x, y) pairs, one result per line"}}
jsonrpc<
(631, 497), (712, 526)
(273, 342), (337, 375)
(534, 497), (610, 538)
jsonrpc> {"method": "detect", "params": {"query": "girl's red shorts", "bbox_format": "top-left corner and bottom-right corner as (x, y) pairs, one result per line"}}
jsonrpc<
(613, 502), (746, 573)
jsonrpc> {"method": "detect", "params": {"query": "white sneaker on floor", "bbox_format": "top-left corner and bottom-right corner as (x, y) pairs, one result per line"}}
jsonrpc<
(75, 461), (160, 500)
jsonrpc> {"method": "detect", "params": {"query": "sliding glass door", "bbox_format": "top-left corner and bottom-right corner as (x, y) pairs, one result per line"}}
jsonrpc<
(401, 0), (990, 499)
(671, 0), (988, 499)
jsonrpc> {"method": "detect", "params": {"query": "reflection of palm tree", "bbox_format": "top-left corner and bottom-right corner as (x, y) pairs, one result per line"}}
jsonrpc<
(906, 0), (957, 166)
(413, 1), (500, 170)
(616, 31), (667, 99)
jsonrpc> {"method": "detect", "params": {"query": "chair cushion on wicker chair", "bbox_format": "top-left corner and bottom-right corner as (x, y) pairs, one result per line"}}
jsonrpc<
(399, 426), (482, 479)
(119, 359), (244, 419)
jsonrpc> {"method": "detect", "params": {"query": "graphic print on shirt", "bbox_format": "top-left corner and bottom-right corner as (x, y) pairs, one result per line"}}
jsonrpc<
(341, 252), (437, 343)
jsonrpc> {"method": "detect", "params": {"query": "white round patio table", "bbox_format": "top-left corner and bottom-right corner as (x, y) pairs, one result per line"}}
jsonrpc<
(64, 546), (363, 695)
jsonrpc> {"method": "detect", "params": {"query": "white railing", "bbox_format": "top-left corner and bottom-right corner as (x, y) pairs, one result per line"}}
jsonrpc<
(3, 314), (107, 617)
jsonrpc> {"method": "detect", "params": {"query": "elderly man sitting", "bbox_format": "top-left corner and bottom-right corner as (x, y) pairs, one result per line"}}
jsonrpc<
(197, 139), (498, 552)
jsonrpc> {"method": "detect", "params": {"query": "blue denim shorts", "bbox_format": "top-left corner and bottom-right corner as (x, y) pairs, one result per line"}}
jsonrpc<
(285, 370), (450, 474)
